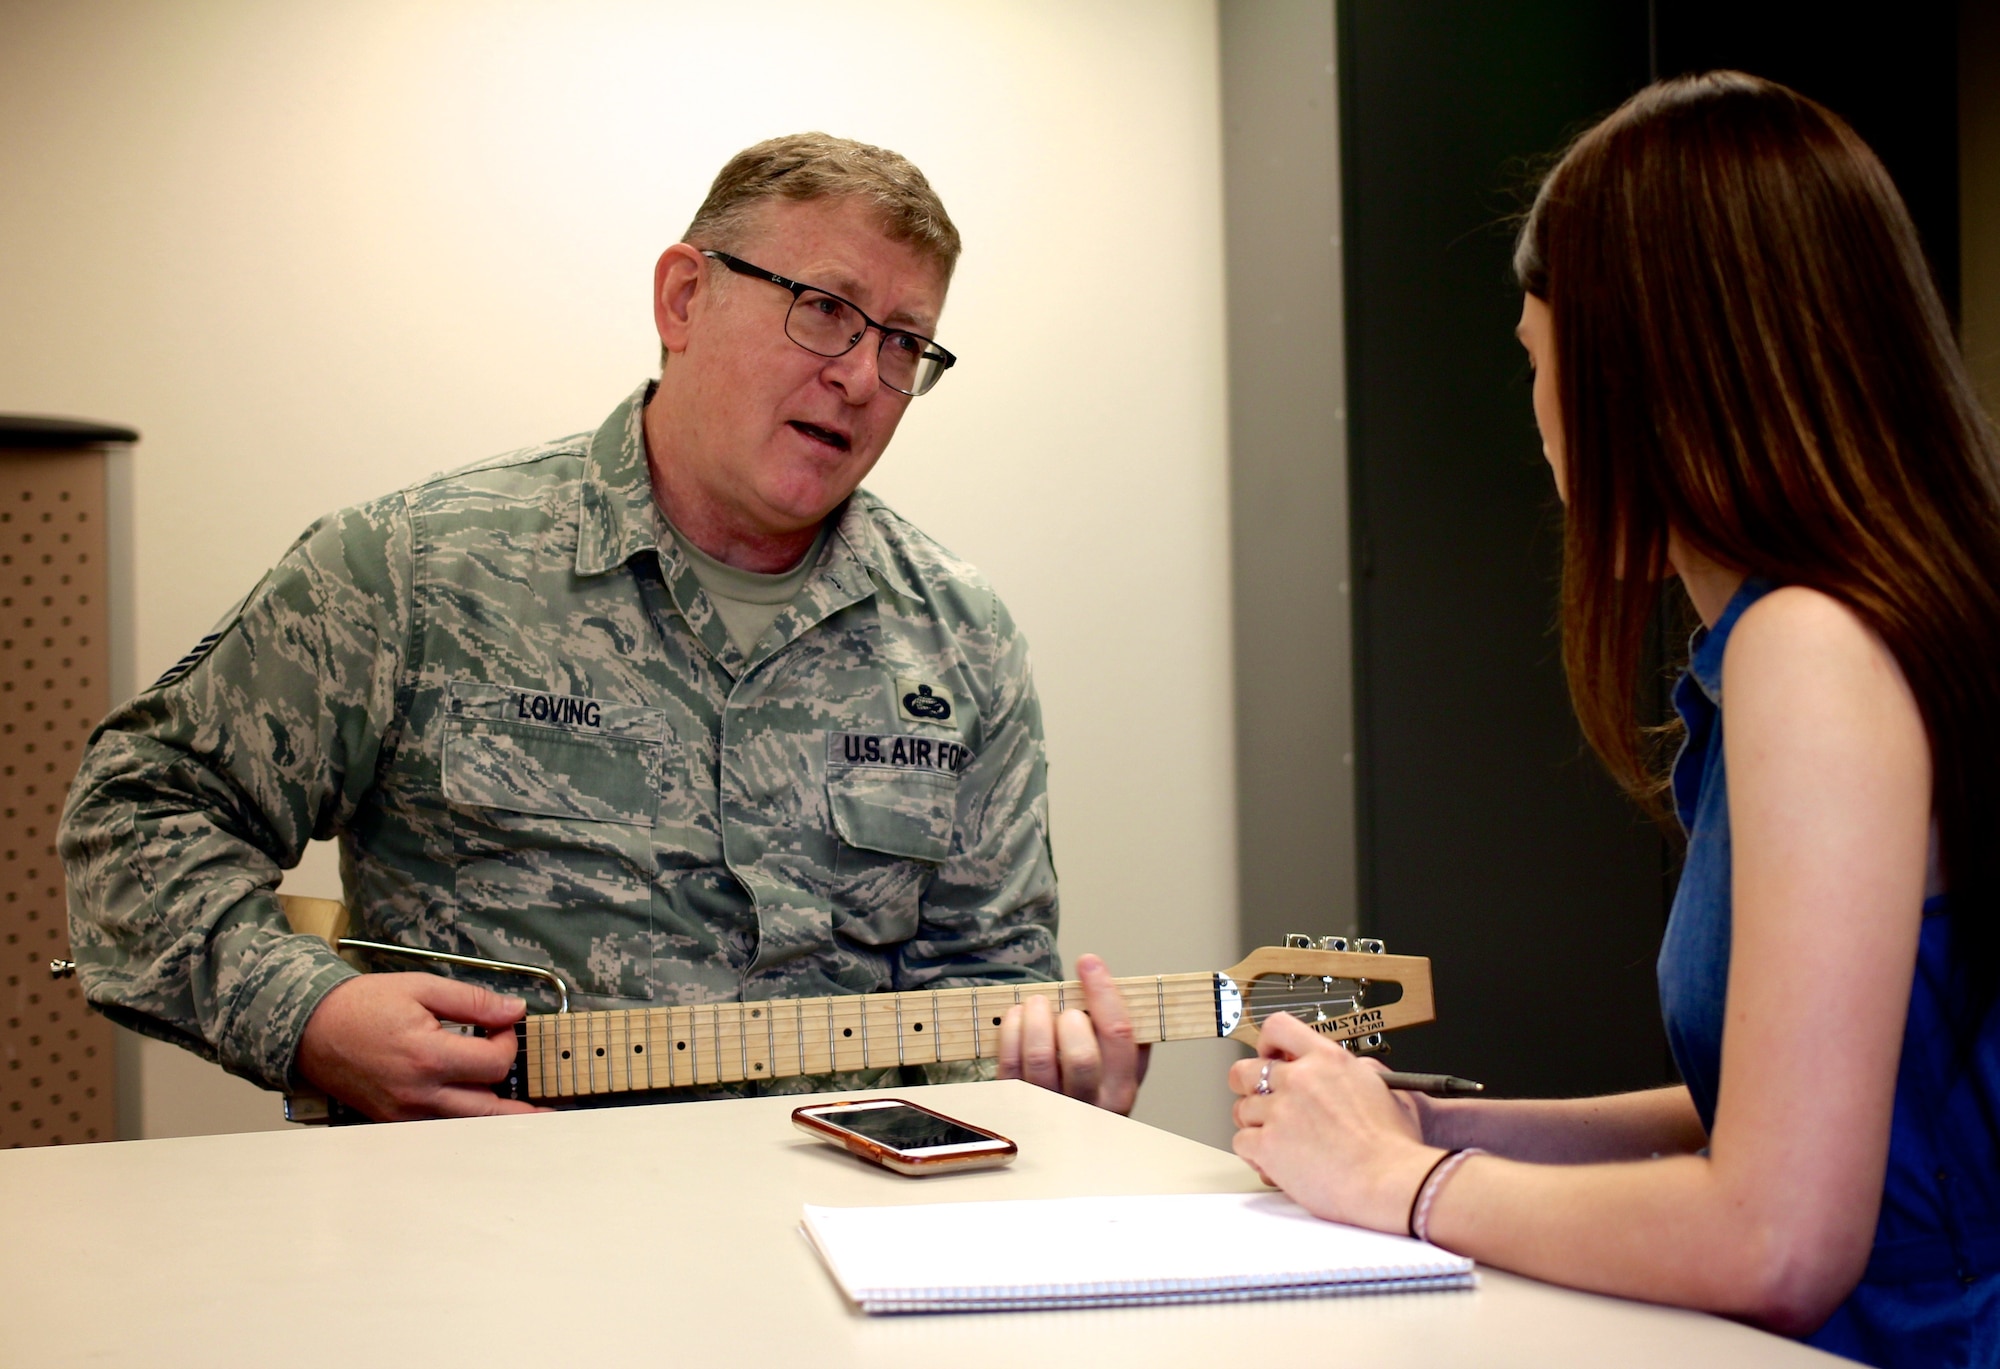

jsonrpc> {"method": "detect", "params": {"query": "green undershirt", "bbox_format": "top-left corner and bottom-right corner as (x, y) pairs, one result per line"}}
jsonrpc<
(665, 516), (832, 658)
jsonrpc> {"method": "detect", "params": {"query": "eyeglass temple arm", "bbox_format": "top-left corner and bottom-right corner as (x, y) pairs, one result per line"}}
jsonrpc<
(700, 249), (795, 292)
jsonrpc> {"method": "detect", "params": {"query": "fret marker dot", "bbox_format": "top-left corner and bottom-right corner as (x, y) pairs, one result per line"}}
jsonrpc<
(633, 1044), (644, 1054)
(677, 1041), (686, 1051)
(560, 1050), (571, 1060)
(594, 1047), (605, 1057)
(992, 1017), (1002, 1026)
(913, 1022), (924, 1032)
(843, 1027), (853, 1038)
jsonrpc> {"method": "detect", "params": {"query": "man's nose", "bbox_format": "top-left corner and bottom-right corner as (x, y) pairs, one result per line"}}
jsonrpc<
(822, 336), (882, 403)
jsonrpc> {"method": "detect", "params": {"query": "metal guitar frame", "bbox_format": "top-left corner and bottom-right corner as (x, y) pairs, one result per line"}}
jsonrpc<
(334, 938), (573, 1014)
(280, 941), (574, 1125)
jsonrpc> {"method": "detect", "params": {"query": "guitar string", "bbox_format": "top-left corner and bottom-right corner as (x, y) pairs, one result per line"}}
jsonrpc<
(526, 980), (1372, 1046)
(526, 979), (1366, 1031)
(522, 984), (1381, 1060)
(520, 976), (1376, 1040)
(523, 981), (1226, 1093)
(522, 979), (1394, 1095)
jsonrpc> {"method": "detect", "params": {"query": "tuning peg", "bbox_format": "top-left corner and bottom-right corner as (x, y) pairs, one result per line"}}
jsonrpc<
(1356, 938), (1385, 955)
(1355, 1032), (1388, 1054)
(1280, 934), (1311, 988)
(48, 959), (76, 980)
(1315, 935), (1348, 952)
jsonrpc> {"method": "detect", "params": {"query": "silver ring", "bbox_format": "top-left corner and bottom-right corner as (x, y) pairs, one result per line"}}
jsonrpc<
(1255, 1060), (1273, 1096)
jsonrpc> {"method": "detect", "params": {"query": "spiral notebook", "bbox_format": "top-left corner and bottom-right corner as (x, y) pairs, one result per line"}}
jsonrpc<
(801, 1191), (1476, 1315)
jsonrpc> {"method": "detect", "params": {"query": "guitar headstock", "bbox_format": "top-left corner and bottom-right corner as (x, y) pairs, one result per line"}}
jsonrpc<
(1219, 934), (1435, 1052)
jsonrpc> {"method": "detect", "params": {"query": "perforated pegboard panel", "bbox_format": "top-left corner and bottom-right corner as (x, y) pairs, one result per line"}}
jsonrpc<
(0, 448), (114, 1146)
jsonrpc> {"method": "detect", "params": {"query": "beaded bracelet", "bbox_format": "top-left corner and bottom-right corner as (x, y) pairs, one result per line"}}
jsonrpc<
(1407, 1146), (1484, 1243)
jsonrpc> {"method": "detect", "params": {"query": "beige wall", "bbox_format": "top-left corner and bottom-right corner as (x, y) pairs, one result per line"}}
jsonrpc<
(0, 1), (1240, 1146)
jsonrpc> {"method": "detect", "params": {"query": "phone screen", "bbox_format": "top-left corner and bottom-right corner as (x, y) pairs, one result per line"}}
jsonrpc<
(825, 1103), (993, 1151)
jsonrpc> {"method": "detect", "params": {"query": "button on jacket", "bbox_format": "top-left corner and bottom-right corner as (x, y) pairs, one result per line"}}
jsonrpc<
(60, 384), (1060, 1094)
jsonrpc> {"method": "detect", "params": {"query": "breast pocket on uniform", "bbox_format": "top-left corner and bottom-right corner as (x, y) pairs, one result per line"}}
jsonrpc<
(443, 680), (665, 825)
(441, 680), (667, 1001)
(822, 731), (967, 946)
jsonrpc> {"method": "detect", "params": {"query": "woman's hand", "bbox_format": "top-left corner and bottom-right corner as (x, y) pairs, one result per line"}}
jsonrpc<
(1228, 1012), (1443, 1233)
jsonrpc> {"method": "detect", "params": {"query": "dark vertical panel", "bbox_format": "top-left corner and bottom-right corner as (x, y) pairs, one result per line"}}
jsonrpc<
(1221, 3), (1356, 957)
(1655, 0), (1962, 323)
(1339, 1), (1962, 1100)
(1341, 1), (1668, 1097)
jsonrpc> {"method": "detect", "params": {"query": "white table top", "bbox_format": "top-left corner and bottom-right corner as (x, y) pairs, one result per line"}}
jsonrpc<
(0, 1078), (1839, 1367)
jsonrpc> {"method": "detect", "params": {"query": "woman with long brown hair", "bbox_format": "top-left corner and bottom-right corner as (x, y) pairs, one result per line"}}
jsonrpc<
(1228, 72), (2000, 1364)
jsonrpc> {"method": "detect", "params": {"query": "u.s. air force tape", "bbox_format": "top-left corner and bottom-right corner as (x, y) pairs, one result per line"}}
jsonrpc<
(827, 730), (972, 777)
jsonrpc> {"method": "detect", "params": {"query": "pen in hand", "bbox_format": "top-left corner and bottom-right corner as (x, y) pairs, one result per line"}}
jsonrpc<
(1378, 1070), (1485, 1096)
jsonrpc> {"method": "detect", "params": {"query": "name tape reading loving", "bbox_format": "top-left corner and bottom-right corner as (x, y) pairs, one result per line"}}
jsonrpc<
(512, 690), (602, 728)
(827, 730), (973, 777)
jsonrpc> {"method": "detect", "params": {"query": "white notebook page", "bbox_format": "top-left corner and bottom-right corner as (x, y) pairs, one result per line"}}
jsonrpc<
(803, 1191), (1476, 1313)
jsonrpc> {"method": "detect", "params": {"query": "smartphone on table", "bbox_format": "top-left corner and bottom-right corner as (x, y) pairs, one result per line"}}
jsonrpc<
(791, 1097), (1018, 1176)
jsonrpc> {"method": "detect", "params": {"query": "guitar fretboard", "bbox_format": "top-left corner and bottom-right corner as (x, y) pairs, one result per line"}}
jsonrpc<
(521, 973), (1223, 1101)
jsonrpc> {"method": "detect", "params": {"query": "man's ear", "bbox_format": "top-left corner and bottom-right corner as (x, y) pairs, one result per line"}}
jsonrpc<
(653, 243), (708, 357)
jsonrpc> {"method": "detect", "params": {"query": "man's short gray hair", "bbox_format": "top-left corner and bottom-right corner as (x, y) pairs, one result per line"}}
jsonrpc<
(684, 133), (962, 283)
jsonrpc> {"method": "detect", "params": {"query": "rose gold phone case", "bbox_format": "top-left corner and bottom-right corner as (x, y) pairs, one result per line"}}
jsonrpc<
(791, 1097), (1018, 1176)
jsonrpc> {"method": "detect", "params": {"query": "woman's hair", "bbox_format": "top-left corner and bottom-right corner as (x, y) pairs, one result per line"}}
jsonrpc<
(1515, 71), (2000, 1012)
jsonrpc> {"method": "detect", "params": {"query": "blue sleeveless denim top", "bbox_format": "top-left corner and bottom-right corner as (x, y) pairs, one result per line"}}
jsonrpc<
(1658, 577), (2000, 1366)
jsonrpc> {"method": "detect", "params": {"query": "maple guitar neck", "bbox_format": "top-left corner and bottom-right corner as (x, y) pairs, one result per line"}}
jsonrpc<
(273, 898), (1436, 1115)
(514, 940), (1436, 1104)
(520, 974), (1219, 1101)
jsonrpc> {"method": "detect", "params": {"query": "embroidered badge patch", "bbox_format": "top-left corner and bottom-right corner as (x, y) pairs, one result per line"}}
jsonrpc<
(896, 678), (955, 725)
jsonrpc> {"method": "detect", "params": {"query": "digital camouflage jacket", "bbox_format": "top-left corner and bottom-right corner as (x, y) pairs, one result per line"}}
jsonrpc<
(59, 385), (1060, 1095)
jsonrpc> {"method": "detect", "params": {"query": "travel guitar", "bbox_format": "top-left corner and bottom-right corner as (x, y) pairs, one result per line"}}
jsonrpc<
(275, 896), (1436, 1122)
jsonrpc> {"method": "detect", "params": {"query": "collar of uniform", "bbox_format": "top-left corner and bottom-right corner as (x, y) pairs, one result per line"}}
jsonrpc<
(574, 382), (666, 578)
(830, 492), (924, 605)
(780, 497), (886, 625)
(655, 524), (742, 670)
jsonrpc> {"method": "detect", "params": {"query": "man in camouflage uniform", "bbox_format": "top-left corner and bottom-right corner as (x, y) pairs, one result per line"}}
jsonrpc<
(59, 134), (1148, 1121)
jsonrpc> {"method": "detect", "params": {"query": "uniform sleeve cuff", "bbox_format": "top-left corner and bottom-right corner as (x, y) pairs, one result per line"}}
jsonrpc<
(216, 944), (359, 1093)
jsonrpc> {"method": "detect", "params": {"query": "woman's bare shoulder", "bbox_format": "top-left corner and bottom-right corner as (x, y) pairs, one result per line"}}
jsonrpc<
(1721, 584), (1925, 768)
(1726, 586), (1903, 694)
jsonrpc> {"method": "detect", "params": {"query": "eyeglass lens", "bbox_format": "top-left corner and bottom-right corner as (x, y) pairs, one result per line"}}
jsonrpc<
(784, 291), (947, 397)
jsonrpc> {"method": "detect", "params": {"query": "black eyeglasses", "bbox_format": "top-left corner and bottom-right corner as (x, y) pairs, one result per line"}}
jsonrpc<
(700, 250), (957, 398)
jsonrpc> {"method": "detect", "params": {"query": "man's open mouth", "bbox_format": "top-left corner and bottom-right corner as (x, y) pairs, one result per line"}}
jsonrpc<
(789, 420), (851, 452)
